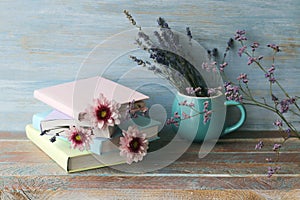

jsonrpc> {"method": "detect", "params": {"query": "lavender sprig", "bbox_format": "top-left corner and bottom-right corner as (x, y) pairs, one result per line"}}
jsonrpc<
(166, 100), (212, 126)
(123, 10), (141, 30)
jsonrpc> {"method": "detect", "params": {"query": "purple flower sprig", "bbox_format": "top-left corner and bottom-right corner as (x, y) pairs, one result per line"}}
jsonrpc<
(125, 99), (148, 119)
(255, 140), (264, 150)
(167, 100), (212, 126)
(224, 82), (243, 102)
(255, 140), (283, 178)
(267, 166), (280, 178)
(219, 30), (299, 139)
(223, 30), (299, 177)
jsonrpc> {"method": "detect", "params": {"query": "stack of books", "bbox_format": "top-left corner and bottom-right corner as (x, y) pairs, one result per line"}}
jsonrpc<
(26, 76), (160, 173)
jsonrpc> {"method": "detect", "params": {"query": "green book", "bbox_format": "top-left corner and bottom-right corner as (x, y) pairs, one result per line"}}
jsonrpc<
(26, 124), (125, 173)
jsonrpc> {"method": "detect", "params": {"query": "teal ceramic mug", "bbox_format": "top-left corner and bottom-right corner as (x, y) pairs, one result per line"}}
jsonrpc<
(171, 91), (246, 142)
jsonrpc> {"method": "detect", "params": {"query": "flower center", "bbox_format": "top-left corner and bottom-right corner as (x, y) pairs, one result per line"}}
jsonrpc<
(96, 106), (111, 121)
(100, 110), (107, 118)
(75, 134), (81, 141)
(129, 138), (141, 153)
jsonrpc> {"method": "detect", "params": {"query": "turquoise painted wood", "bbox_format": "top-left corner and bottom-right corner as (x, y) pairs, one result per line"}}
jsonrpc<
(0, 0), (299, 132)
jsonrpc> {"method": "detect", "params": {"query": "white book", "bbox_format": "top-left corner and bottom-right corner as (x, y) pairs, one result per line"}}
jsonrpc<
(91, 116), (161, 155)
(36, 110), (160, 155)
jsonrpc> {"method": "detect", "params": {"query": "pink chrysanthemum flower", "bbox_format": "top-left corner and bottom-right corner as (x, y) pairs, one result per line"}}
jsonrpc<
(86, 93), (121, 131)
(119, 126), (148, 164)
(65, 126), (93, 151)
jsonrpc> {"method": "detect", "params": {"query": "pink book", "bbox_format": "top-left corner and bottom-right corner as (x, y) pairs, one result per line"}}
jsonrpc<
(34, 76), (149, 119)
(34, 76), (149, 138)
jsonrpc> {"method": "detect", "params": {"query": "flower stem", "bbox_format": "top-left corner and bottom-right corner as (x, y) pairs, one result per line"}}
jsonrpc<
(244, 51), (300, 112)
(243, 100), (299, 137)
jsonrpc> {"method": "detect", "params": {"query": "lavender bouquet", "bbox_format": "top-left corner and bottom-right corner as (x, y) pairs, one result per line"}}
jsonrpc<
(124, 10), (223, 98)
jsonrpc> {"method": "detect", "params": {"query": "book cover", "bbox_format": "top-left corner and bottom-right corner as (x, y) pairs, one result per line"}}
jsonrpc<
(26, 124), (125, 173)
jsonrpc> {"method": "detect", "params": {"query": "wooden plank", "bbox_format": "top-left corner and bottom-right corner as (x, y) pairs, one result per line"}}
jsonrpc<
(3, 150), (298, 165)
(1, 175), (300, 190)
(220, 131), (293, 139)
(190, 138), (300, 152)
(2, 188), (299, 200)
(0, 132), (27, 140)
(2, 162), (299, 177)
(2, 138), (299, 164)
(2, 134), (299, 154)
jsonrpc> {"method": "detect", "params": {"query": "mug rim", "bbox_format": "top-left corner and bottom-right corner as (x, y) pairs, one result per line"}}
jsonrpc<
(177, 90), (223, 99)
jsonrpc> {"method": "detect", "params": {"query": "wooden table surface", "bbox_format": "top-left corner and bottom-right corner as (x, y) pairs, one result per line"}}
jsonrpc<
(0, 131), (299, 200)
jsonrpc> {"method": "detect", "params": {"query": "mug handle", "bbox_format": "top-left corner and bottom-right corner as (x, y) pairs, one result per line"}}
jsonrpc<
(223, 100), (246, 134)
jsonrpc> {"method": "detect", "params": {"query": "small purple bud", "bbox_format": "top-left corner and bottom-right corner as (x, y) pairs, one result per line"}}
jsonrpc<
(255, 141), (264, 150)
(272, 143), (282, 151)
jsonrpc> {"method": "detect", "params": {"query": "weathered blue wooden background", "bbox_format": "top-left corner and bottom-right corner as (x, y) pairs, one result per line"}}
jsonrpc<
(0, 0), (299, 132)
